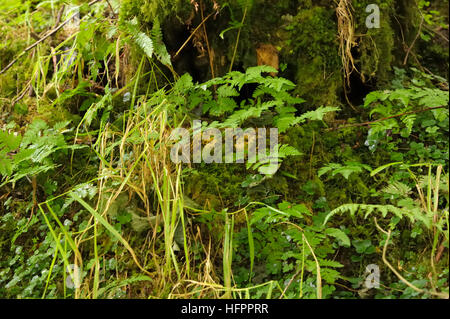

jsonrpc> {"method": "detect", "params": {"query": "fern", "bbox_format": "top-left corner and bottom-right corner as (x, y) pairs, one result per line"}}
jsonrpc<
(200, 67), (337, 134)
(0, 131), (22, 176)
(325, 228), (351, 247)
(323, 203), (432, 229)
(167, 66), (340, 176)
(1, 120), (86, 187)
(253, 86), (305, 105)
(246, 143), (302, 176)
(0, 130), (21, 152)
(381, 181), (412, 197)
(245, 65), (278, 81)
(221, 103), (269, 127)
(274, 115), (300, 133)
(150, 18), (172, 67)
(206, 98), (238, 117)
(121, 18), (154, 58)
(401, 114), (416, 136)
(120, 16), (172, 67)
(298, 106), (340, 123)
(318, 162), (372, 180)
(263, 77), (295, 92)
(362, 75), (449, 151)
(217, 84), (240, 98)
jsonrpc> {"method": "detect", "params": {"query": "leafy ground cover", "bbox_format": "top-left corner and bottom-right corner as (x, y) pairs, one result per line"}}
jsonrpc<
(0, 0), (448, 299)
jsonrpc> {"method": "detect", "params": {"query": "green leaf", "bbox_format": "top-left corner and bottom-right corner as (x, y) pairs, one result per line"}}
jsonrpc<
(318, 165), (335, 177)
(122, 18), (153, 58)
(370, 162), (403, 177)
(275, 115), (299, 133)
(0, 158), (13, 176)
(278, 144), (302, 157)
(151, 18), (172, 66)
(0, 131), (22, 151)
(298, 106), (340, 122)
(217, 84), (239, 97)
(325, 228), (350, 247)
(364, 91), (386, 107)
(352, 239), (374, 254)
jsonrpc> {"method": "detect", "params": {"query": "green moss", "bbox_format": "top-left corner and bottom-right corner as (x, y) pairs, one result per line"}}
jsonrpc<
(184, 163), (246, 210)
(353, 0), (396, 86)
(283, 6), (342, 108)
(119, 0), (193, 24)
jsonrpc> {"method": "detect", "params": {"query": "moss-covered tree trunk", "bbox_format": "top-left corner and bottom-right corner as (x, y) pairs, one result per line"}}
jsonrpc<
(121, 0), (448, 110)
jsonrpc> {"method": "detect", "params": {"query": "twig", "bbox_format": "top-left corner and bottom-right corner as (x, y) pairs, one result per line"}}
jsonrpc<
(0, 0), (101, 76)
(105, 0), (117, 17)
(423, 24), (449, 43)
(280, 266), (303, 299)
(11, 80), (32, 106)
(174, 12), (214, 58)
(55, 5), (65, 27)
(403, 15), (424, 65)
(343, 82), (358, 112)
(327, 106), (446, 131)
(229, 7), (247, 73)
(280, 221), (322, 299)
(200, 0), (215, 79)
(374, 218), (449, 299)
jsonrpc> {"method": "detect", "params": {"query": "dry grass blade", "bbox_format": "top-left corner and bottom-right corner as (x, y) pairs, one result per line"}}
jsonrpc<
(335, 0), (359, 87)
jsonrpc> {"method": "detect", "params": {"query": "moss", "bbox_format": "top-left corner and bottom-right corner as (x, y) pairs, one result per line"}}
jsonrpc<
(117, 0), (423, 98)
(276, 119), (383, 207)
(116, 0), (445, 209)
(415, 0), (449, 78)
(184, 163), (246, 210)
(282, 6), (343, 108)
(354, 0), (396, 86)
(119, 0), (193, 24)
(354, 0), (449, 85)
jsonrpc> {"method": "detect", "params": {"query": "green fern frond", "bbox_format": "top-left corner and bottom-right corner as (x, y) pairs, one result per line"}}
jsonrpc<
(319, 259), (344, 268)
(274, 115), (299, 133)
(122, 18), (154, 58)
(401, 114), (416, 135)
(298, 106), (340, 123)
(323, 203), (432, 229)
(263, 77), (295, 92)
(151, 18), (172, 66)
(381, 181), (412, 197)
(246, 65), (277, 78)
(217, 84), (240, 98)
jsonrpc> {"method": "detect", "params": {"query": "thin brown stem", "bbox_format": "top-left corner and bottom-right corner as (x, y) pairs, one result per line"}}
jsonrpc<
(327, 106), (446, 131)
(174, 12), (214, 58)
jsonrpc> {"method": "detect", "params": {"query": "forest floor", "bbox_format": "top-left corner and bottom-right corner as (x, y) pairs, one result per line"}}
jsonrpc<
(0, 0), (448, 299)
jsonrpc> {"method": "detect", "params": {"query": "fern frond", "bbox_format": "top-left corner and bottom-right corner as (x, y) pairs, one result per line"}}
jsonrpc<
(122, 18), (153, 58)
(217, 84), (239, 98)
(319, 259), (344, 268)
(381, 181), (412, 197)
(323, 203), (431, 229)
(298, 106), (340, 123)
(401, 114), (416, 135)
(151, 18), (172, 66)
(274, 115), (299, 133)
(245, 65), (277, 80)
